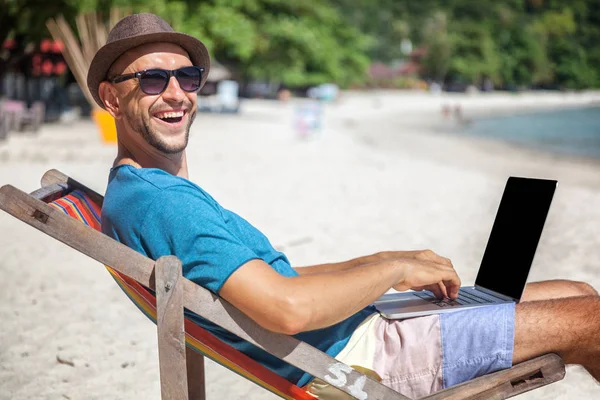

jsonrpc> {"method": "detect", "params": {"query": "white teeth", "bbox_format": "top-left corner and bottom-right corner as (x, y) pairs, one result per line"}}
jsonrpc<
(156, 111), (184, 119)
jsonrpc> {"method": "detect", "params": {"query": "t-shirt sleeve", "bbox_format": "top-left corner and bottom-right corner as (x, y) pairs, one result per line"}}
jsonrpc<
(139, 185), (259, 293)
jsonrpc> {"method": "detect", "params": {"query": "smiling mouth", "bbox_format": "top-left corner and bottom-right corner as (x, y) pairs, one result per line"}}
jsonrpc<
(153, 110), (187, 124)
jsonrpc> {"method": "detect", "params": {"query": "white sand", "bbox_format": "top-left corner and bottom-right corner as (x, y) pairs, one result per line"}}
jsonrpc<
(1, 91), (599, 399)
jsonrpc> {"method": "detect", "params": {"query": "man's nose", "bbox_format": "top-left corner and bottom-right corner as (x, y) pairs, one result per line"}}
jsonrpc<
(161, 76), (185, 102)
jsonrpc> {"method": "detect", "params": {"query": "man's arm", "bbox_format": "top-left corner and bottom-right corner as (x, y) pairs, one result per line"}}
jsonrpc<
(294, 250), (454, 275)
(293, 252), (386, 275)
(220, 251), (460, 335)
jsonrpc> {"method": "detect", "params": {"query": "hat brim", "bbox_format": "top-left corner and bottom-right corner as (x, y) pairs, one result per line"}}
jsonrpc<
(87, 31), (211, 109)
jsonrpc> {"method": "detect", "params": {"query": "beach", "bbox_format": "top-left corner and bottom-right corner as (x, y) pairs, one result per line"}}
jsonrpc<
(1, 90), (599, 399)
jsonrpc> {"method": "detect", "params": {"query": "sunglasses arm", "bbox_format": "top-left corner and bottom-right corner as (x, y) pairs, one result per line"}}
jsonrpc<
(109, 73), (139, 84)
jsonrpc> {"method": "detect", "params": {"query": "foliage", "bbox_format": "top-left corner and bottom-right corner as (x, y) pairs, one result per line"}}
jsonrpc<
(332, 0), (600, 89)
(421, 11), (453, 83)
(112, 0), (372, 88)
(1, 0), (77, 44)
(3, 0), (600, 89)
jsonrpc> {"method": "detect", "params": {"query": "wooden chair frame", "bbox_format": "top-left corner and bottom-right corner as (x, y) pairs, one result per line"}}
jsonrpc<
(0, 169), (566, 400)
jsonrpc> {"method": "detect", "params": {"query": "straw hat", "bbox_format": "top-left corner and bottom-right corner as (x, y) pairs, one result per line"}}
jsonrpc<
(87, 13), (211, 109)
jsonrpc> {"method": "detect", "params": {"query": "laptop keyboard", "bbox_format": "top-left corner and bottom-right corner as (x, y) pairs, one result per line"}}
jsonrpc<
(414, 289), (494, 307)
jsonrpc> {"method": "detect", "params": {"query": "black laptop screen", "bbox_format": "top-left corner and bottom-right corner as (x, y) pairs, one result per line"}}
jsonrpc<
(475, 177), (557, 300)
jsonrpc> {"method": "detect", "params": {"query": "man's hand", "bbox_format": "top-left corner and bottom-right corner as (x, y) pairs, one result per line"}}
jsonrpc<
(391, 250), (461, 299)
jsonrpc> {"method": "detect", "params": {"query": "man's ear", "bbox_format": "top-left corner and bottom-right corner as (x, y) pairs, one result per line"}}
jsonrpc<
(98, 82), (121, 119)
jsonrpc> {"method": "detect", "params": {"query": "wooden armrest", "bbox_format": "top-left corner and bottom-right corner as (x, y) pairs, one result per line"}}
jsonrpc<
(421, 353), (565, 400)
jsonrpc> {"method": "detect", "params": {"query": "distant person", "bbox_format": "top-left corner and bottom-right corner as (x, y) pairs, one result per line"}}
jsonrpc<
(454, 104), (472, 126)
(294, 101), (323, 139)
(277, 84), (291, 102)
(483, 77), (494, 92)
(454, 104), (463, 121)
(90, 13), (600, 399)
(441, 104), (451, 118)
(429, 81), (442, 94)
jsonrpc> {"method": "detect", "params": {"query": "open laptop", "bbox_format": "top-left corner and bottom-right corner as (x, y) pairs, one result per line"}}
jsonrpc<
(374, 176), (557, 319)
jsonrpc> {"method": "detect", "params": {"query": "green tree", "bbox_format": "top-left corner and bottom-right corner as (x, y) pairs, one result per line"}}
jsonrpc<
(330, 0), (600, 89)
(5, 0), (600, 91)
(538, 3), (600, 88)
(2, 0), (371, 89)
(421, 11), (453, 83)
(445, 22), (501, 86)
(112, 0), (372, 88)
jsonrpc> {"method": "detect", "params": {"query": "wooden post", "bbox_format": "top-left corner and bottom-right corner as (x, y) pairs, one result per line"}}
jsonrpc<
(186, 346), (206, 400)
(156, 256), (189, 400)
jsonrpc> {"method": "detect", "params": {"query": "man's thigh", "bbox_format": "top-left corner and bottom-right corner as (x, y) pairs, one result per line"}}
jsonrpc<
(521, 280), (598, 302)
(513, 295), (600, 365)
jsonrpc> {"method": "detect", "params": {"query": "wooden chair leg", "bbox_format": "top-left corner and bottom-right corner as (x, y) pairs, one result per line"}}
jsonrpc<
(156, 256), (189, 400)
(186, 347), (206, 400)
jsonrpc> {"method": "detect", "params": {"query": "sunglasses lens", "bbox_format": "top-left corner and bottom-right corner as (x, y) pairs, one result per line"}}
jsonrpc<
(175, 67), (202, 92)
(140, 69), (169, 94)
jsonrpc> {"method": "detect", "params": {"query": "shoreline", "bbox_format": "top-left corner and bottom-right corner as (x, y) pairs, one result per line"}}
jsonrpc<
(337, 91), (600, 190)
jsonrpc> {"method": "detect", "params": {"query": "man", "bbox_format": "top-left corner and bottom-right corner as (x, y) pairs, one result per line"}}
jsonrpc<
(91, 13), (600, 398)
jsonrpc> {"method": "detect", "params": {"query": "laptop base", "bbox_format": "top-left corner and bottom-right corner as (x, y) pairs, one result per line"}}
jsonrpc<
(374, 287), (513, 319)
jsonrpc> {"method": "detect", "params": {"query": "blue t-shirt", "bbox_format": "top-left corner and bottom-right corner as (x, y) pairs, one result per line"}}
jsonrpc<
(102, 165), (376, 386)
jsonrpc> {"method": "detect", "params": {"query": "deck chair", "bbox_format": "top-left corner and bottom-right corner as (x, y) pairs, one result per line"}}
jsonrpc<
(0, 169), (567, 400)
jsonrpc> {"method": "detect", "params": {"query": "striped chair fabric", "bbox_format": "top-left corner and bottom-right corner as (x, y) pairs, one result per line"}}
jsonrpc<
(49, 189), (314, 400)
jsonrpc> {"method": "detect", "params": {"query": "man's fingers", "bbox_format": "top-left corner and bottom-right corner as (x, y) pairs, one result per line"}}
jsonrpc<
(438, 282), (448, 298)
(419, 284), (442, 298)
(429, 284), (444, 299)
(444, 281), (459, 298)
(400, 258), (461, 299)
(442, 270), (461, 298)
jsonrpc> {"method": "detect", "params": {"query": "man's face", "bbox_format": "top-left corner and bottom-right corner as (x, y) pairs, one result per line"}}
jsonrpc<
(106, 42), (198, 154)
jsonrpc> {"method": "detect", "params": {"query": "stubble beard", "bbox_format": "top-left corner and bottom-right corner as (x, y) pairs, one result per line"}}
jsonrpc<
(128, 108), (197, 154)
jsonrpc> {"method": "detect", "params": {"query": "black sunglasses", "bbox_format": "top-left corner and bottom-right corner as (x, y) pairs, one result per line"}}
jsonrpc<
(108, 66), (205, 95)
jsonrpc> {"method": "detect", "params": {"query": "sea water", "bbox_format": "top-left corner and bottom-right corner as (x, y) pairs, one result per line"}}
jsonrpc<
(461, 106), (600, 159)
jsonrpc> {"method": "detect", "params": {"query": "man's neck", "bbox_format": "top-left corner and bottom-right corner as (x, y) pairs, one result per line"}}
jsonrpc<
(115, 142), (189, 179)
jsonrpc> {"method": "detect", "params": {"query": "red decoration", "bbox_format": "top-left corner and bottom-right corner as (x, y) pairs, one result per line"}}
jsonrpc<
(52, 41), (64, 53)
(2, 39), (16, 49)
(42, 59), (54, 76)
(54, 61), (67, 75)
(40, 39), (53, 52)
